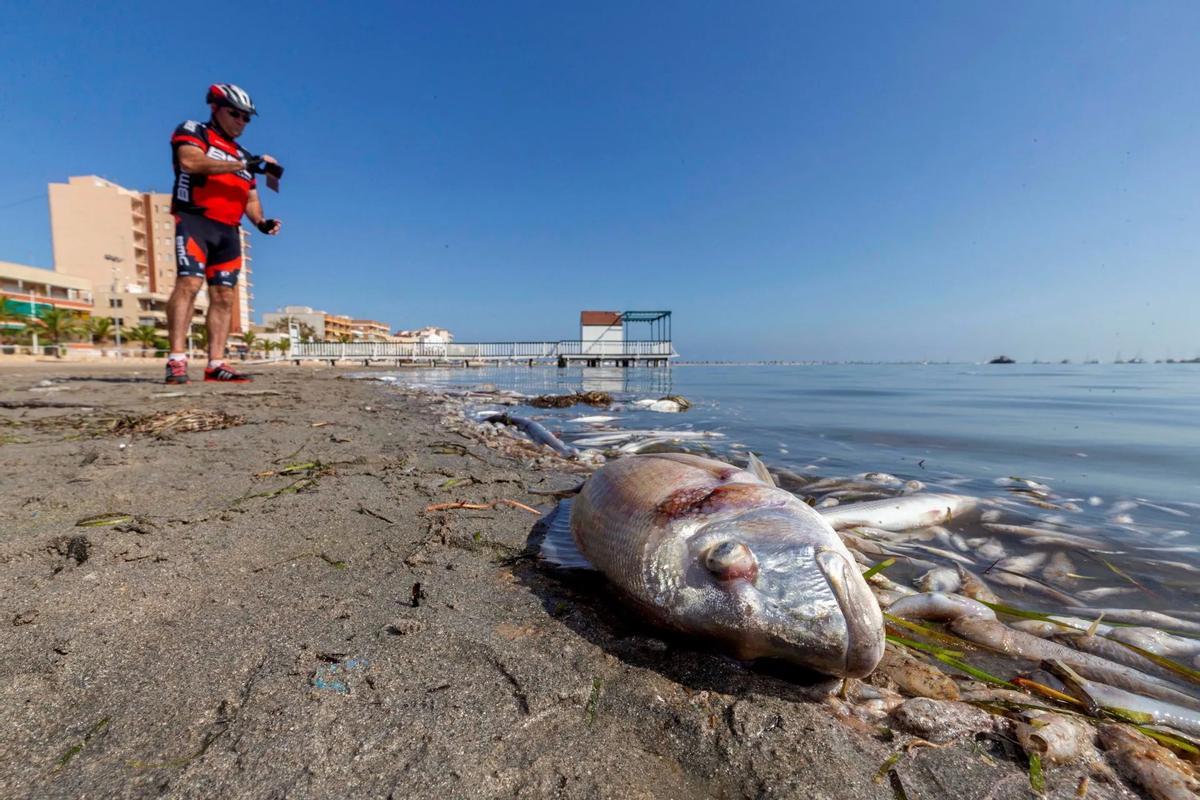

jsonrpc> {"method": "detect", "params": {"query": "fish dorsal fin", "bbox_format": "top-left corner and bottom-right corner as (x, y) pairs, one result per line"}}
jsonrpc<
(537, 499), (595, 570)
(745, 452), (776, 488)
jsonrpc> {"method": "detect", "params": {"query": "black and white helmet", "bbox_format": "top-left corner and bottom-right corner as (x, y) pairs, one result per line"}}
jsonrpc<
(206, 83), (257, 116)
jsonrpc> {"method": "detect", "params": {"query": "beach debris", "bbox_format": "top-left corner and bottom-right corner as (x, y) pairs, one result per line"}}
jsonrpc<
(356, 505), (396, 524)
(423, 498), (540, 515)
(75, 512), (133, 527)
(310, 655), (369, 694)
(495, 498), (540, 515)
(54, 717), (111, 771)
(411, 582), (426, 607)
(386, 618), (424, 636)
(543, 452), (884, 677)
(528, 391), (612, 409)
(891, 697), (994, 743)
(874, 644), (960, 700)
(50, 535), (91, 566)
(482, 413), (579, 458)
(0, 399), (101, 409)
(250, 551), (346, 573)
(425, 501), (491, 512)
(632, 395), (692, 413)
(887, 593), (1200, 711)
(105, 409), (245, 437)
(1099, 723), (1200, 800)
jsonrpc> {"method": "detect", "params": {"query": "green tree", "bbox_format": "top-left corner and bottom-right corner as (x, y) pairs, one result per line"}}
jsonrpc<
(26, 307), (82, 357)
(190, 323), (209, 354)
(337, 333), (353, 344)
(126, 325), (160, 355)
(86, 316), (113, 345)
(241, 329), (258, 355)
(0, 299), (25, 344)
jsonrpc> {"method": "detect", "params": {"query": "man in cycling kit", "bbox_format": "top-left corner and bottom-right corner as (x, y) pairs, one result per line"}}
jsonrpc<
(165, 83), (282, 383)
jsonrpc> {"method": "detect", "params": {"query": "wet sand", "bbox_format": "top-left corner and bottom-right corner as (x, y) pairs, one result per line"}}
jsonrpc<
(0, 361), (1127, 799)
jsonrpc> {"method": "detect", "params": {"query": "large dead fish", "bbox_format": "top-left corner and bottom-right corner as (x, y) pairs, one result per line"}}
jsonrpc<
(542, 452), (885, 677)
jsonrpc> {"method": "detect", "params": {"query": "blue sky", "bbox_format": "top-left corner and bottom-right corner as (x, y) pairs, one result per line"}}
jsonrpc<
(2, 2), (1198, 361)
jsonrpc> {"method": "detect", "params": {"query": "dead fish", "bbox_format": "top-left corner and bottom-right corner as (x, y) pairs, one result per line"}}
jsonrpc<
(955, 565), (1000, 604)
(1041, 552), (1077, 586)
(914, 567), (961, 593)
(816, 494), (976, 531)
(974, 538), (1008, 561)
(482, 413), (578, 458)
(543, 452), (884, 677)
(1099, 724), (1200, 800)
(993, 551), (1048, 575)
(1076, 587), (1139, 602)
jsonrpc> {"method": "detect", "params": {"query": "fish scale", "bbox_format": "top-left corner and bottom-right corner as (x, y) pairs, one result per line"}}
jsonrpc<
(570, 454), (753, 606)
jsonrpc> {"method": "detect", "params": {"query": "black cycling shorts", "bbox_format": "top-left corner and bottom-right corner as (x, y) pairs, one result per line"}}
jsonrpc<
(175, 213), (242, 287)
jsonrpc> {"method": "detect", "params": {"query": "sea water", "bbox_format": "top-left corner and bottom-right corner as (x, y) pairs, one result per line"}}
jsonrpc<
(379, 362), (1200, 612)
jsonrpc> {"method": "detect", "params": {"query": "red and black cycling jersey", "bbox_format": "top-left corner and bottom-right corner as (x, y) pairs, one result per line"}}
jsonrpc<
(170, 120), (257, 226)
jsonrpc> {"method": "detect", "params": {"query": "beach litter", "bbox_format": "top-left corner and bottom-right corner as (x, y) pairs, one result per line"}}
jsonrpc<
(310, 656), (369, 694)
(528, 391), (613, 409)
(632, 395), (692, 413)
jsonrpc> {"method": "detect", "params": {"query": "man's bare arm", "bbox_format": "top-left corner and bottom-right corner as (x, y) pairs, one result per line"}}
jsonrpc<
(176, 144), (247, 175)
(245, 190), (281, 234)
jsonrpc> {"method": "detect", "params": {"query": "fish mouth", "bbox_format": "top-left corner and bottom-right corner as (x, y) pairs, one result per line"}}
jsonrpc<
(816, 548), (885, 677)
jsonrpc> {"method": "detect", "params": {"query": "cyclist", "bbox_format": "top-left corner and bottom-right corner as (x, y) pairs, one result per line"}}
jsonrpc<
(165, 83), (281, 383)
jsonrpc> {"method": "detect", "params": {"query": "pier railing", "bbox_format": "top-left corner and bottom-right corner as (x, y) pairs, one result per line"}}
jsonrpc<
(289, 339), (676, 362)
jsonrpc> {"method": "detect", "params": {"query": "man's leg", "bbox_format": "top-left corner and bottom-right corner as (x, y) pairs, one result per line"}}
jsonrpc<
(206, 284), (235, 362)
(167, 277), (204, 354)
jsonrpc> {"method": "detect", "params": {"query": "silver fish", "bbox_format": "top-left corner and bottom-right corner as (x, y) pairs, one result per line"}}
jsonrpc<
(816, 493), (976, 531)
(558, 453), (884, 677)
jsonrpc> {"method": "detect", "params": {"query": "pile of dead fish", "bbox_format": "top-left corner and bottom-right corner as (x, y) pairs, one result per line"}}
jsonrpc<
(786, 468), (1200, 798)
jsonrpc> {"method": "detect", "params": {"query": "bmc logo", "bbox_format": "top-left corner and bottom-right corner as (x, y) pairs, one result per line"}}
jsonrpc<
(207, 146), (252, 180)
(176, 172), (190, 202)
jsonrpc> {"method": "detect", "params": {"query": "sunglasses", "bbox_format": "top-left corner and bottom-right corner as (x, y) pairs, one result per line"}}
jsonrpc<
(223, 107), (252, 122)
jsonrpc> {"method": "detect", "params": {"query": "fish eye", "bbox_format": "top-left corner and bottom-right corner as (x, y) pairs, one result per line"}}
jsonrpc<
(704, 541), (758, 583)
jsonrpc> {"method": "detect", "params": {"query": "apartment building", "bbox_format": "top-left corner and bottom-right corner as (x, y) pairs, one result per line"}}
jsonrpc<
(395, 326), (454, 344)
(0, 260), (93, 319)
(48, 175), (253, 333)
(349, 319), (392, 340)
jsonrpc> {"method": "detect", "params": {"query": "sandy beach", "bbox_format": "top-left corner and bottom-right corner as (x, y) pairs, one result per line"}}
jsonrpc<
(0, 361), (1126, 799)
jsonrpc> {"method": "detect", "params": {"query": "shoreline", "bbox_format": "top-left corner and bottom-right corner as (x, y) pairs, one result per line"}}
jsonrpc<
(0, 361), (1126, 799)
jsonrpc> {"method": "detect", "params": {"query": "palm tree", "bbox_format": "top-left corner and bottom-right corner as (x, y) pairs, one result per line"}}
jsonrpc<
(190, 323), (209, 355)
(337, 333), (353, 344)
(86, 317), (113, 347)
(241, 329), (258, 356)
(126, 325), (159, 355)
(0, 299), (25, 345)
(26, 307), (82, 357)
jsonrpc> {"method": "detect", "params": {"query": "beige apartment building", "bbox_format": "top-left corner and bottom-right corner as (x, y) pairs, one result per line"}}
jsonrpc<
(48, 176), (253, 334)
(0, 260), (93, 319)
(349, 319), (393, 340)
(261, 306), (368, 341)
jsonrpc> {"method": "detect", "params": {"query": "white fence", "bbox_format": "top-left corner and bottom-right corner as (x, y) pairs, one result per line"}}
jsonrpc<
(290, 339), (676, 362)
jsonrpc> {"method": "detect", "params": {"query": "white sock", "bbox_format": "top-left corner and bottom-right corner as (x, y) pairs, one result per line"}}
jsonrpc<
(169, 353), (187, 362)
(208, 360), (224, 369)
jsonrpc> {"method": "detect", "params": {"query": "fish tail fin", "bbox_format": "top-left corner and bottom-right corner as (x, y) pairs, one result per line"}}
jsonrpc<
(537, 499), (594, 570)
(745, 452), (777, 487)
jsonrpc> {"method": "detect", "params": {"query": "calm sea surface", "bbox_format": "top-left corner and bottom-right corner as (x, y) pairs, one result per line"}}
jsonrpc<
(379, 363), (1200, 611)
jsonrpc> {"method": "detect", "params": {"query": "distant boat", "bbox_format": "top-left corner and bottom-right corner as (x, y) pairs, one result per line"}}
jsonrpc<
(988, 355), (1016, 364)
